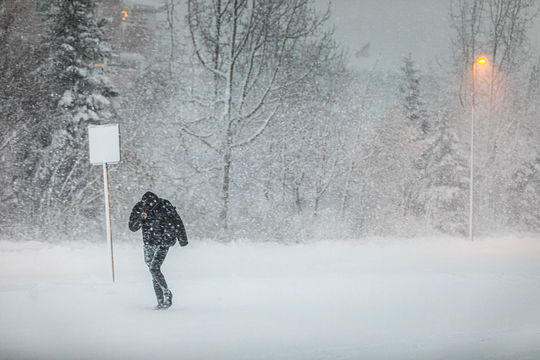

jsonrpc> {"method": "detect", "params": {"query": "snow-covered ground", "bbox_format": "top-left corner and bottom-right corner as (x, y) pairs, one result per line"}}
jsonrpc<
(1, 236), (540, 360)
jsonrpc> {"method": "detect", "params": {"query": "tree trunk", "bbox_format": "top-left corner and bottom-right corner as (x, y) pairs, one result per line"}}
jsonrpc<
(220, 144), (232, 229)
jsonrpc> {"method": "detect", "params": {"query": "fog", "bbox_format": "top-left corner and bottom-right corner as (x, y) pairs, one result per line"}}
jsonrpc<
(318, 0), (454, 70)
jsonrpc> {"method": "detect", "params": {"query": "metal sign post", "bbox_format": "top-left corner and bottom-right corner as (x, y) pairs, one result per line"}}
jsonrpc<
(103, 163), (115, 282)
(89, 124), (120, 283)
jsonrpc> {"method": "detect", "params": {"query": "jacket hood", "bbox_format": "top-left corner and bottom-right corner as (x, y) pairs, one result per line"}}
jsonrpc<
(142, 191), (159, 207)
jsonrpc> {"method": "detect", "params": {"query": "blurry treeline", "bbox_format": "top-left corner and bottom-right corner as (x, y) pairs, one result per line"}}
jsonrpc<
(0, 0), (538, 241)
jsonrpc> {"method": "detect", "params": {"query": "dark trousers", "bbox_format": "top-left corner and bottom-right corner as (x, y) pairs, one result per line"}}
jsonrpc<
(144, 244), (170, 302)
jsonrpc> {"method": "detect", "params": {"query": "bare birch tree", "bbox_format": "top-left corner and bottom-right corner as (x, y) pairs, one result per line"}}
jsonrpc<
(186, 0), (331, 229)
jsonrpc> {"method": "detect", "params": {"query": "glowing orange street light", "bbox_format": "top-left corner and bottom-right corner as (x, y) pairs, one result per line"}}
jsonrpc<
(469, 56), (488, 241)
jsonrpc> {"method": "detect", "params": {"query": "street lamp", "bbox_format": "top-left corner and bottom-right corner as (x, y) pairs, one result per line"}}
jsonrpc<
(469, 56), (488, 241)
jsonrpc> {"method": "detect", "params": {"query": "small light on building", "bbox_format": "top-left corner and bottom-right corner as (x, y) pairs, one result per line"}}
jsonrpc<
(94, 63), (105, 67)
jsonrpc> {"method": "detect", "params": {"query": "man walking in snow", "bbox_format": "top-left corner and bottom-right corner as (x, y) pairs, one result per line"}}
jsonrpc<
(129, 191), (188, 309)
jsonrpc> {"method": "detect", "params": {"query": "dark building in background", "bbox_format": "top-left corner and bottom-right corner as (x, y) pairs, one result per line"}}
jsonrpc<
(98, 0), (165, 91)
(21, 0), (165, 92)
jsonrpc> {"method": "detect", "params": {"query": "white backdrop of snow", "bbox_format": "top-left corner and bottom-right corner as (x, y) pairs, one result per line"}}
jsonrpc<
(1, 236), (539, 359)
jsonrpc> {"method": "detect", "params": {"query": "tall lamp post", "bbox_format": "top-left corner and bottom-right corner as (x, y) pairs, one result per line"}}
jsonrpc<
(469, 56), (487, 241)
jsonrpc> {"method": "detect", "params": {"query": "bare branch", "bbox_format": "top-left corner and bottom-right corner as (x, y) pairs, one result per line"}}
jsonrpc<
(232, 104), (279, 148)
(179, 124), (223, 155)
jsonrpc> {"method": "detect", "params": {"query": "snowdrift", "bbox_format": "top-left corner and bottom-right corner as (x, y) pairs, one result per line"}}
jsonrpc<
(1, 236), (539, 359)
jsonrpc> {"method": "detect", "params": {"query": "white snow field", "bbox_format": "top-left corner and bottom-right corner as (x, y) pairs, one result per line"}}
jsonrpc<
(1, 236), (540, 360)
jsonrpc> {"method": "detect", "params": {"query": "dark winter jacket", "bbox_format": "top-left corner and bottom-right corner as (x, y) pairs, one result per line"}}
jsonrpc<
(129, 192), (188, 247)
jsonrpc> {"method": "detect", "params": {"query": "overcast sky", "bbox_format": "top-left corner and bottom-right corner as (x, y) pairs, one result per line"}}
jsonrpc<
(318, 0), (540, 72)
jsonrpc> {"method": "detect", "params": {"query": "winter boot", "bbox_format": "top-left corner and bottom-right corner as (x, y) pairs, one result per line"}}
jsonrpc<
(162, 289), (173, 309)
(154, 301), (165, 310)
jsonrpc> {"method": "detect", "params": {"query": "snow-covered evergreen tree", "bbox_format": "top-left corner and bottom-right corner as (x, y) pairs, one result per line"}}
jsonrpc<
(35, 0), (118, 235)
(505, 61), (540, 231)
(44, 0), (117, 122)
(399, 55), (431, 219)
(400, 53), (429, 136)
(417, 111), (469, 235)
(508, 158), (540, 231)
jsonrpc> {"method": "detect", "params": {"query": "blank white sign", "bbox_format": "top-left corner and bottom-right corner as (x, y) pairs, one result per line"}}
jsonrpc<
(88, 124), (120, 164)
